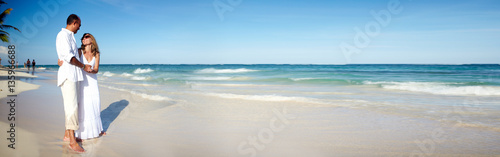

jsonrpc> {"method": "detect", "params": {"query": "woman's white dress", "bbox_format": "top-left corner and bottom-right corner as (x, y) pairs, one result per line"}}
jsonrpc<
(75, 56), (103, 139)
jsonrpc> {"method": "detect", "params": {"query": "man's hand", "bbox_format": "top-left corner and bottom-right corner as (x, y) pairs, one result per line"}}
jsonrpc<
(83, 64), (93, 73)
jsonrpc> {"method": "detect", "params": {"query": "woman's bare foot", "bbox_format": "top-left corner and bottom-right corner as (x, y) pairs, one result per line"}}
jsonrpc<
(99, 131), (106, 136)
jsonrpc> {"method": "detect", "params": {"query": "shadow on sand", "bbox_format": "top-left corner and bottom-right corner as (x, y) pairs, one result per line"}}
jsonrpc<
(101, 99), (129, 132)
(60, 100), (128, 156)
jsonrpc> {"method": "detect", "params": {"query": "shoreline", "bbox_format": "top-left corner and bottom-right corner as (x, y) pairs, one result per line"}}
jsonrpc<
(0, 70), (499, 156)
(0, 68), (40, 100)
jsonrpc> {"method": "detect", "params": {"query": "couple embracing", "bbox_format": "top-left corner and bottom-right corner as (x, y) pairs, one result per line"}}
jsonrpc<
(56, 14), (105, 153)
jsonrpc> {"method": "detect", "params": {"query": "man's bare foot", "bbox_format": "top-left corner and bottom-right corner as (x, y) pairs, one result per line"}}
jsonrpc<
(69, 143), (85, 153)
(99, 131), (106, 136)
(63, 130), (70, 141)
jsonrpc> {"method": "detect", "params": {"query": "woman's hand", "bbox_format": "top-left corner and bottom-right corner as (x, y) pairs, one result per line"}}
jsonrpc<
(57, 59), (63, 66)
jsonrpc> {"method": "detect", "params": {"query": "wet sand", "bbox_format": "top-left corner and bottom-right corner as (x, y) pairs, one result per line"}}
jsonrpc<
(0, 70), (499, 157)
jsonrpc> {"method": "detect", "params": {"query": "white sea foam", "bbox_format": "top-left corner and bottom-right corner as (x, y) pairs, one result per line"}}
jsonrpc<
(130, 91), (171, 101)
(205, 93), (323, 103)
(100, 85), (127, 92)
(189, 76), (233, 81)
(290, 78), (317, 81)
(191, 83), (268, 87)
(364, 81), (500, 96)
(100, 85), (171, 101)
(134, 68), (154, 74)
(121, 73), (133, 77)
(188, 76), (252, 81)
(112, 82), (157, 86)
(195, 68), (259, 74)
(131, 76), (149, 81)
(101, 71), (115, 77)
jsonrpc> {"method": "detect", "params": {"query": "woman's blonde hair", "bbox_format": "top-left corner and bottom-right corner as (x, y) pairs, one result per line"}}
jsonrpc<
(80, 33), (100, 56)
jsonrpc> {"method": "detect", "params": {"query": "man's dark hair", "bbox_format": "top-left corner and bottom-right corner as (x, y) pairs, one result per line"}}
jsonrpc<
(66, 14), (80, 25)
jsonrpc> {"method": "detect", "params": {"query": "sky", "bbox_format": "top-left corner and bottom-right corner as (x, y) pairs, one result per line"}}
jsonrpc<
(0, 0), (499, 65)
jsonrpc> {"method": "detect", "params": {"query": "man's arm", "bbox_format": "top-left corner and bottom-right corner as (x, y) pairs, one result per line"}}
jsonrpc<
(70, 57), (84, 68)
(58, 57), (91, 72)
(70, 57), (92, 72)
(56, 33), (92, 72)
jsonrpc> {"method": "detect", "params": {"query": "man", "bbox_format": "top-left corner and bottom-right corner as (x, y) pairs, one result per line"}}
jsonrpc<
(27, 59), (30, 71)
(56, 14), (92, 153)
(32, 59), (36, 70)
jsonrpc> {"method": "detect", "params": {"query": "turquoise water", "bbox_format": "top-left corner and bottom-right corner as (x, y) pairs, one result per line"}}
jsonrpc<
(40, 64), (500, 96)
(39, 64), (500, 130)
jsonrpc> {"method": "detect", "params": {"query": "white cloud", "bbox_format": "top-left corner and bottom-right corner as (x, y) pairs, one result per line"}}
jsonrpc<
(0, 46), (8, 55)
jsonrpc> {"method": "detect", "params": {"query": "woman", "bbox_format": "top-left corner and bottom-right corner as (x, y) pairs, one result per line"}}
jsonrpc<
(60, 33), (106, 141)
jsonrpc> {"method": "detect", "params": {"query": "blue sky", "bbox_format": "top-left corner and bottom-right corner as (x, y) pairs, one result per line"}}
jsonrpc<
(1, 0), (499, 65)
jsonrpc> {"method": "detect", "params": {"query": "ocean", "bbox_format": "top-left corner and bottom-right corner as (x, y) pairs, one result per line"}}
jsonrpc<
(39, 64), (500, 131)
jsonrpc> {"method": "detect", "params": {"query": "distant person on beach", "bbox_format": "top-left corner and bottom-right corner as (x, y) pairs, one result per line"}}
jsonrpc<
(59, 33), (106, 141)
(27, 59), (31, 70)
(32, 59), (36, 70)
(56, 14), (91, 153)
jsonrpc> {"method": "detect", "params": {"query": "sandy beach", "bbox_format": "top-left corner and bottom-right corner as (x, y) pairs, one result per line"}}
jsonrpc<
(3, 0), (499, 156)
(1, 68), (499, 157)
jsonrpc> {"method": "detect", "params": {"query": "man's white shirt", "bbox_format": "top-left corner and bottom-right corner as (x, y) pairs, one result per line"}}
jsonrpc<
(56, 28), (83, 86)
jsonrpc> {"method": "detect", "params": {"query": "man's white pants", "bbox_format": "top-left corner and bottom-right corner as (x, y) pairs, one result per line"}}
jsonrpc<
(60, 79), (79, 130)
